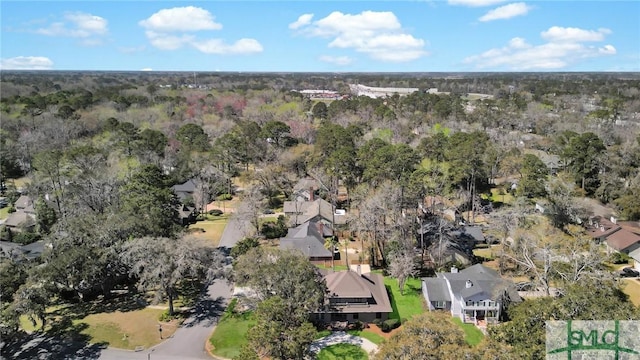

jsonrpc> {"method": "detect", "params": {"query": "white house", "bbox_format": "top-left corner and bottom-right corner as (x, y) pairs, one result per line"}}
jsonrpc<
(422, 264), (521, 326)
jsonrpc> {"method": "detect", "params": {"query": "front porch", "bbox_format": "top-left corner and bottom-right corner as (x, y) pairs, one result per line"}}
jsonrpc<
(461, 309), (499, 325)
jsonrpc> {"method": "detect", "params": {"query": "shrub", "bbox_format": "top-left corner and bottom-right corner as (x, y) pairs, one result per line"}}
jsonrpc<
(381, 319), (400, 332)
(186, 227), (205, 233)
(371, 318), (383, 327)
(159, 310), (172, 322)
(609, 252), (630, 264)
(217, 193), (232, 201)
(222, 298), (238, 320)
(208, 209), (223, 216)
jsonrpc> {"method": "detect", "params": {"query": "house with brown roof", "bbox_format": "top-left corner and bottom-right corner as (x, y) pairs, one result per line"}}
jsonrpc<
(586, 216), (640, 258)
(314, 265), (392, 323)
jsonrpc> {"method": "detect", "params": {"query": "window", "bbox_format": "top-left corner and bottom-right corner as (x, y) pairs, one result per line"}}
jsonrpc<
(353, 313), (359, 320)
(434, 301), (446, 309)
(376, 312), (382, 319)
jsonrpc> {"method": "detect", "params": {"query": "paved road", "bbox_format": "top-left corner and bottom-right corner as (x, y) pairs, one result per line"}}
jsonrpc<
(3, 204), (250, 360)
(218, 202), (252, 249)
(98, 206), (251, 360)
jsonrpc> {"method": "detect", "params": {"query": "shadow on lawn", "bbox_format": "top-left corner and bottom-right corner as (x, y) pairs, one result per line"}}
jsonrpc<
(2, 321), (108, 360)
(49, 292), (147, 321)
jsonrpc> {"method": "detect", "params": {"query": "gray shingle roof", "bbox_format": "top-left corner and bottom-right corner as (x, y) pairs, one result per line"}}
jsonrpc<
(279, 220), (332, 258)
(440, 264), (521, 302)
(422, 278), (451, 302)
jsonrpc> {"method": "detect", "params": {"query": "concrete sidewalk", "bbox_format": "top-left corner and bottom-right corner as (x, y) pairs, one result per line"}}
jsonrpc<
(309, 331), (379, 355)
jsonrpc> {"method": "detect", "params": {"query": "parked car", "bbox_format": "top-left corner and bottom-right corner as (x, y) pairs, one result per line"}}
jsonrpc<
(620, 267), (640, 277)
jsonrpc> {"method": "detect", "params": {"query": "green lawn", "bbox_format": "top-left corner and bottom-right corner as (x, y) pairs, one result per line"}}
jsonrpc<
(451, 317), (484, 346)
(76, 308), (179, 349)
(189, 215), (229, 246)
(209, 312), (255, 359)
(20, 306), (179, 350)
(0, 206), (9, 220)
(384, 277), (424, 321)
(347, 329), (386, 345)
(317, 343), (368, 360)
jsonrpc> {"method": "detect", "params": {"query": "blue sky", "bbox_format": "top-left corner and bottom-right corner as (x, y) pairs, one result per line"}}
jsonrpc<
(1, 1), (638, 72)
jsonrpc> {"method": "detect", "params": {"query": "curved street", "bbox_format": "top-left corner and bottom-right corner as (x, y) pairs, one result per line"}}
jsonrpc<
(97, 207), (249, 360)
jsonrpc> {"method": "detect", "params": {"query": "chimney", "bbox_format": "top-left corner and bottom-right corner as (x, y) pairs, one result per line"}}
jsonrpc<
(600, 226), (605, 232)
(451, 266), (458, 273)
(466, 280), (473, 288)
(610, 216), (617, 224)
(309, 186), (314, 201)
(357, 265), (361, 275)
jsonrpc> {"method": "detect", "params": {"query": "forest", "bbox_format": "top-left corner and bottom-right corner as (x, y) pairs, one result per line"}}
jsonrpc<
(1, 71), (640, 359)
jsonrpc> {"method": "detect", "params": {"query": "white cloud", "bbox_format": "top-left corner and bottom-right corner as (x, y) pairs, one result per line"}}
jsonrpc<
(35, 11), (108, 40)
(139, 7), (263, 55)
(448, 0), (507, 7)
(319, 55), (353, 66)
(139, 6), (222, 32)
(289, 14), (314, 30)
(141, 68), (153, 71)
(292, 10), (428, 62)
(0, 56), (53, 70)
(541, 26), (611, 42)
(191, 38), (263, 55)
(464, 26), (616, 70)
(479, 2), (532, 22)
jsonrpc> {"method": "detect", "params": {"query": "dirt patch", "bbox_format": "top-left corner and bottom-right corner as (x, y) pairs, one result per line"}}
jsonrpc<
(364, 324), (400, 339)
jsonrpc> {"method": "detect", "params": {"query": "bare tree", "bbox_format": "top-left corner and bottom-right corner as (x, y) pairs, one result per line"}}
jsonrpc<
(387, 250), (418, 295)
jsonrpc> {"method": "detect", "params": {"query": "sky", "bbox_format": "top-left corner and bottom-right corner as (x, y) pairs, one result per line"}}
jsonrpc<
(1, 1), (639, 72)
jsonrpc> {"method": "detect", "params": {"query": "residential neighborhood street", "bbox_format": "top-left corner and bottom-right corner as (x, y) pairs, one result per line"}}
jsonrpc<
(98, 207), (249, 360)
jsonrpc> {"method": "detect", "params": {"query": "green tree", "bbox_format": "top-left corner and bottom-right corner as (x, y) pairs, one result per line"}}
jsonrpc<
(35, 195), (57, 234)
(375, 312), (469, 359)
(230, 237), (260, 258)
(246, 296), (317, 360)
(234, 247), (326, 314)
(121, 236), (224, 315)
(260, 120), (291, 147)
(176, 123), (210, 152)
(119, 164), (179, 238)
(489, 279), (640, 359)
(517, 154), (549, 198)
(312, 101), (328, 119)
(561, 132), (605, 194)
(137, 128), (167, 157)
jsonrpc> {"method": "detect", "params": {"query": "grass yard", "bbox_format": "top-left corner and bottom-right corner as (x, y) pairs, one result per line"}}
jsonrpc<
(384, 277), (424, 321)
(317, 343), (369, 360)
(473, 245), (500, 261)
(20, 306), (179, 350)
(347, 329), (386, 345)
(451, 317), (484, 346)
(209, 312), (255, 359)
(189, 215), (230, 246)
(76, 308), (179, 349)
(622, 278), (640, 307)
(0, 206), (9, 220)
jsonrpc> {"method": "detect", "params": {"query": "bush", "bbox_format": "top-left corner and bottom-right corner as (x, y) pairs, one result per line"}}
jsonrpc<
(609, 252), (630, 264)
(208, 209), (223, 216)
(371, 318), (383, 327)
(381, 319), (400, 332)
(216, 193), (232, 201)
(222, 298), (238, 320)
(186, 227), (205, 233)
(159, 310), (172, 322)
